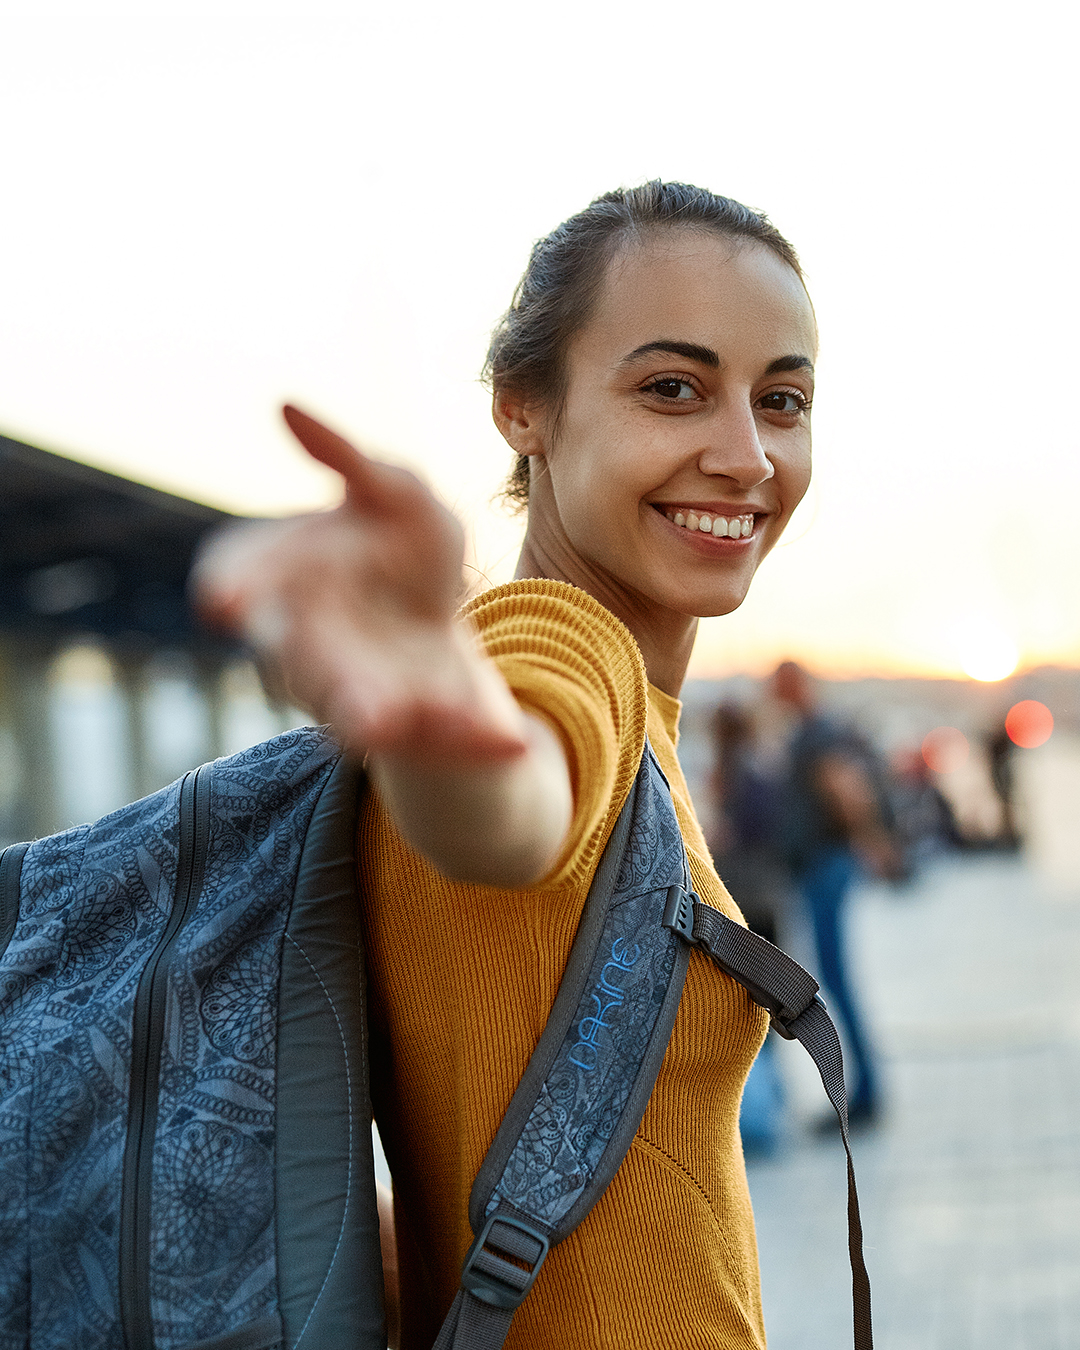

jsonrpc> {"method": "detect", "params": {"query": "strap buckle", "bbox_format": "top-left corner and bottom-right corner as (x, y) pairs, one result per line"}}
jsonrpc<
(460, 1212), (551, 1309)
(661, 884), (698, 942)
(769, 992), (828, 1041)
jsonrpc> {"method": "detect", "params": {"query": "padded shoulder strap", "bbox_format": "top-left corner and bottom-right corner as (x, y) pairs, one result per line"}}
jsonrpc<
(435, 746), (692, 1347)
(434, 746), (875, 1350)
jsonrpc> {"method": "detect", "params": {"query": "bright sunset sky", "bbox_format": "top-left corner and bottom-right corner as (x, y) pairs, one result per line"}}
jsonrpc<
(2, 0), (1077, 680)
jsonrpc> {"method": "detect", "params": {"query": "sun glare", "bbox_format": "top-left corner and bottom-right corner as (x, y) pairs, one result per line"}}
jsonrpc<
(957, 623), (1019, 683)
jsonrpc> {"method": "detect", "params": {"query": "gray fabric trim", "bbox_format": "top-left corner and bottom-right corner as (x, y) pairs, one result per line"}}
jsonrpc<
(184, 1314), (284, 1350)
(275, 756), (386, 1350)
(121, 763), (213, 1350)
(0, 842), (28, 963)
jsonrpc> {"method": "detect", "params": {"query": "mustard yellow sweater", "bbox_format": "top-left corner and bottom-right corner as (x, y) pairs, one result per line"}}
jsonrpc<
(358, 580), (768, 1348)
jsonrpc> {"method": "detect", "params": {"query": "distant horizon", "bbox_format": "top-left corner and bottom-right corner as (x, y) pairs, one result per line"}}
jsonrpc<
(3, 4), (1077, 685)
(7, 421), (1080, 688)
(683, 661), (1080, 685)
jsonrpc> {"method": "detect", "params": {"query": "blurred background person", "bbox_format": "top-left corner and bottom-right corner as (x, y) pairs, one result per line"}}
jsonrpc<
(709, 700), (792, 1155)
(889, 745), (964, 872)
(710, 700), (790, 947)
(986, 719), (1023, 851)
(771, 661), (903, 1129)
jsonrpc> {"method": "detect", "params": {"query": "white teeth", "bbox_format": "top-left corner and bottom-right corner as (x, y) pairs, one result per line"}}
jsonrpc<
(663, 508), (755, 539)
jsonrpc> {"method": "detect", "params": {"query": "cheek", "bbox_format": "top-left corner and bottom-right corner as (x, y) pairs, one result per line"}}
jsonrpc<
(778, 437), (812, 513)
(549, 418), (629, 503)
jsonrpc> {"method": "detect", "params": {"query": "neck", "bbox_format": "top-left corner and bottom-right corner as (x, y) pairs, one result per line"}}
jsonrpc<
(514, 534), (698, 698)
(624, 609), (698, 698)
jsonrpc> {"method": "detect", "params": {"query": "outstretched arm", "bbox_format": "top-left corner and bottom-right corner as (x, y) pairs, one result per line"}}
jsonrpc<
(193, 406), (572, 887)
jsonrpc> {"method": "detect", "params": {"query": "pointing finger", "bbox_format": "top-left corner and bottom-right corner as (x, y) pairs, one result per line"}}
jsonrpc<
(282, 403), (429, 516)
(282, 403), (369, 483)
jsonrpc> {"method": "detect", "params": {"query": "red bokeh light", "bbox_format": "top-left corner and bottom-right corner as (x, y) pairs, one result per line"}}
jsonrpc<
(922, 726), (970, 774)
(1005, 700), (1053, 749)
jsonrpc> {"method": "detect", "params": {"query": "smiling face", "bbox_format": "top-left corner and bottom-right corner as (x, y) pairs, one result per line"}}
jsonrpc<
(501, 228), (816, 681)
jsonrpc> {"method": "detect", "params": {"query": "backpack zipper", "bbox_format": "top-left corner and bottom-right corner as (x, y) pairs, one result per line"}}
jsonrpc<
(119, 763), (212, 1350)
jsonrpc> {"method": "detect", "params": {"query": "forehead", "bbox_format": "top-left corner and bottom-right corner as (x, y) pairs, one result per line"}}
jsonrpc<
(571, 229), (817, 370)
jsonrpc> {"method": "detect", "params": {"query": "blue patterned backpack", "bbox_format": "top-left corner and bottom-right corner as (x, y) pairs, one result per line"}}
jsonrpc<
(0, 728), (871, 1350)
(0, 729), (384, 1350)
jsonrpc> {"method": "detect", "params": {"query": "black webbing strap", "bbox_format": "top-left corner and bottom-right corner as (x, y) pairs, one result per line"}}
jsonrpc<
(432, 1290), (512, 1350)
(665, 888), (873, 1350)
(432, 1210), (549, 1350)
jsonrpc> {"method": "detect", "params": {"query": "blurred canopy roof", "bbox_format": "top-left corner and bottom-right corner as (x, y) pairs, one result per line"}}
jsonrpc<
(0, 432), (239, 653)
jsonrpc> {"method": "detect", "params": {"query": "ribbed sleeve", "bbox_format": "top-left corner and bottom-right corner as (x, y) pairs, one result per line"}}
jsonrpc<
(462, 580), (648, 888)
(358, 580), (767, 1349)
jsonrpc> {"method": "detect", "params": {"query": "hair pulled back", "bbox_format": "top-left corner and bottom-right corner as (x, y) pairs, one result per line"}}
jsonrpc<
(485, 180), (804, 509)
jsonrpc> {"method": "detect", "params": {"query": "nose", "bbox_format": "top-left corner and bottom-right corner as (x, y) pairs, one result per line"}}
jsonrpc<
(697, 405), (773, 488)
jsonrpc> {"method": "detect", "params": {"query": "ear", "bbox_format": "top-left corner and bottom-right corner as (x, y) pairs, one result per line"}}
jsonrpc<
(492, 388), (549, 457)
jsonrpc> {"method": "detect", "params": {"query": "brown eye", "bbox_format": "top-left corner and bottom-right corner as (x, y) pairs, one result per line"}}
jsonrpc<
(645, 378), (696, 401)
(758, 390), (810, 414)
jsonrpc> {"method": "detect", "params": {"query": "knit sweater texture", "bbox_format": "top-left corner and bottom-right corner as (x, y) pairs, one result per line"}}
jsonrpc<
(358, 579), (768, 1348)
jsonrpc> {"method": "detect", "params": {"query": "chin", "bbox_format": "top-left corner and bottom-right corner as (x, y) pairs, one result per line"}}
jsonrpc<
(698, 598), (748, 619)
(683, 581), (754, 620)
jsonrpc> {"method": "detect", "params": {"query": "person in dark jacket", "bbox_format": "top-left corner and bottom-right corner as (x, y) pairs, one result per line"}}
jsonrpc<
(772, 662), (901, 1127)
(710, 700), (791, 1153)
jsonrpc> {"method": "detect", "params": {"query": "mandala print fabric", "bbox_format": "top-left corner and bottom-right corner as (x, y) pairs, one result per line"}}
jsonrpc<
(0, 729), (339, 1350)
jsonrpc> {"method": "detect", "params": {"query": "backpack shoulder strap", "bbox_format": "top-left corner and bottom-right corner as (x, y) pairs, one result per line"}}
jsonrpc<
(434, 744), (693, 1348)
(434, 744), (874, 1350)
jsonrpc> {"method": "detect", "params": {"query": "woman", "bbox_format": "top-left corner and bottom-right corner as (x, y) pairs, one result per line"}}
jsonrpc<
(196, 181), (816, 1348)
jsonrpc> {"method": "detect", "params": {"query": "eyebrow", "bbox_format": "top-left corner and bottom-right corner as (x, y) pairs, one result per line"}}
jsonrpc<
(620, 340), (720, 368)
(619, 341), (814, 377)
(764, 354), (815, 376)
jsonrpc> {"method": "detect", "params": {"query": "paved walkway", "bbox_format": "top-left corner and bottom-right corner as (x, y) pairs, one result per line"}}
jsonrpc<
(747, 852), (1080, 1349)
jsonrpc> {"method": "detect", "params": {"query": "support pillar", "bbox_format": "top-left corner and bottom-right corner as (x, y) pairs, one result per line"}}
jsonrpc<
(194, 655), (228, 762)
(4, 636), (60, 840)
(111, 648), (155, 803)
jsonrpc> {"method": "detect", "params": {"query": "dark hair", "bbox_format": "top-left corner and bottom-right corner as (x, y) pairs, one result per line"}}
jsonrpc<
(485, 180), (805, 509)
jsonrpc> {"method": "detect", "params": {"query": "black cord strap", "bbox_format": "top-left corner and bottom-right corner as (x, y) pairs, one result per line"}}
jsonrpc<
(664, 888), (873, 1350)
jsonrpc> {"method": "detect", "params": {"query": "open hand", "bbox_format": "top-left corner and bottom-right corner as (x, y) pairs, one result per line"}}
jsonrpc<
(192, 406), (530, 765)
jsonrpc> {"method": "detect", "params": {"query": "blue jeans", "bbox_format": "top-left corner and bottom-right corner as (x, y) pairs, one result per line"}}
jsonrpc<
(799, 846), (879, 1114)
(740, 1030), (785, 1155)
